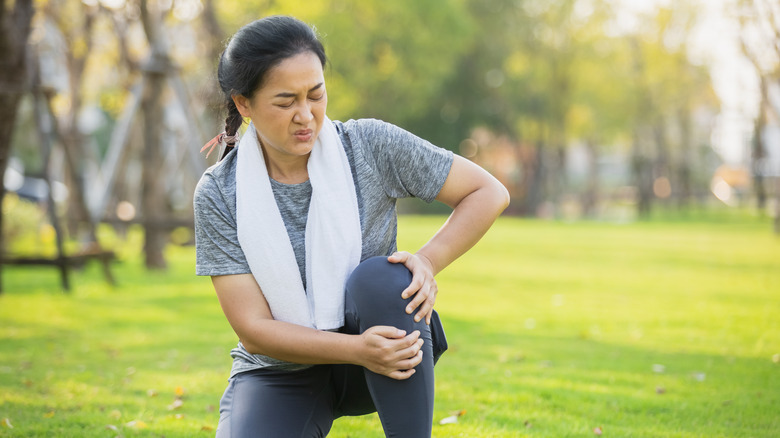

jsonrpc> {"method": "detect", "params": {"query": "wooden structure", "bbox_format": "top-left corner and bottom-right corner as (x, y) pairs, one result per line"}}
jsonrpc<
(1, 48), (115, 291)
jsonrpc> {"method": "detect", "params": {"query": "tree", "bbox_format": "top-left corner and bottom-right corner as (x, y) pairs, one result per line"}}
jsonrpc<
(622, 5), (718, 218)
(737, 0), (780, 232)
(0, 0), (35, 292)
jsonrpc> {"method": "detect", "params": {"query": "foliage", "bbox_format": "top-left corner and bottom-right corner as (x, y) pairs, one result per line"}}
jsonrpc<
(1, 194), (46, 255)
(17, 0), (727, 218)
(0, 215), (778, 437)
(213, 0), (475, 124)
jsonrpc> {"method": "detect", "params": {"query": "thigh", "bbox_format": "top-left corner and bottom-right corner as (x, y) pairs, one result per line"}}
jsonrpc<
(330, 363), (376, 418)
(216, 366), (335, 438)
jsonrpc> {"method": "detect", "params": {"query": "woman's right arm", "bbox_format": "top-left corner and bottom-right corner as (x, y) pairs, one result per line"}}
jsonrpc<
(211, 273), (424, 380)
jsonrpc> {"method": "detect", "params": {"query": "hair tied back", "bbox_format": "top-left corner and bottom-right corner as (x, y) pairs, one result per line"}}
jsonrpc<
(201, 131), (240, 158)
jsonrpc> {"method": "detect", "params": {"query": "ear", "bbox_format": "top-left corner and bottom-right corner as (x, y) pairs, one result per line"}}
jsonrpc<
(232, 94), (252, 118)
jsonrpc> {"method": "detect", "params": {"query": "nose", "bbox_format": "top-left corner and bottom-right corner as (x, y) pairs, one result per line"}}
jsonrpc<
(293, 102), (314, 125)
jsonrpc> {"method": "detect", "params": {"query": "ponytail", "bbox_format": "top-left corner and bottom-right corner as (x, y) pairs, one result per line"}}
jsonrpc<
(220, 98), (243, 159)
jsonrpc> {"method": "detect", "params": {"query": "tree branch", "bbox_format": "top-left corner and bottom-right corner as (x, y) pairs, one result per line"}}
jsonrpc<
(11, 0), (34, 42)
(139, 0), (157, 47)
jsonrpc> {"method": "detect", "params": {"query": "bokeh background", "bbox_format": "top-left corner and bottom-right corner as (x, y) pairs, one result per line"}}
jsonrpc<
(0, 0), (778, 272)
(0, 1), (778, 437)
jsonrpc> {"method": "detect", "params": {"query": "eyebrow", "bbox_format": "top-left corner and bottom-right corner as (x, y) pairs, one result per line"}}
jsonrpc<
(274, 82), (324, 98)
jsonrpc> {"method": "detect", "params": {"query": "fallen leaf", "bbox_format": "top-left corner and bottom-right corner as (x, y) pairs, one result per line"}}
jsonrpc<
(168, 399), (184, 410)
(147, 389), (158, 397)
(524, 420), (532, 428)
(201, 425), (214, 431)
(594, 426), (603, 435)
(125, 420), (148, 429)
(438, 409), (466, 425)
(439, 415), (458, 425)
(1, 418), (13, 429)
(656, 386), (666, 394)
(43, 411), (55, 418)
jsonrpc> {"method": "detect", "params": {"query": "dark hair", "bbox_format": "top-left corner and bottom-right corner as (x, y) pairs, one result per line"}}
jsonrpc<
(217, 15), (327, 157)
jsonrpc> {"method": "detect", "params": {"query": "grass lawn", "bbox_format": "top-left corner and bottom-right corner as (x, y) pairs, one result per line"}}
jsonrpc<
(0, 213), (778, 437)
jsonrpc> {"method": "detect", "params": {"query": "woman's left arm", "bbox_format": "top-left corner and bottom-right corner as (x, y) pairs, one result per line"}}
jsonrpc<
(388, 155), (510, 323)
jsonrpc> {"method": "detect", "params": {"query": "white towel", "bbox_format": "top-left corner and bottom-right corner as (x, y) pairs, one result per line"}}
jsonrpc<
(235, 118), (362, 330)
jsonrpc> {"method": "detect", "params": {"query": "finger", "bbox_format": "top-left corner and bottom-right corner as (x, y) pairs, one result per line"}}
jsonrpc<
(398, 258), (423, 299)
(404, 349), (423, 369)
(401, 274), (423, 300)
(416, 292), (437, 324)
(387, 368), (416, 381)
(386, 333), (421, 362)
(371, 325), (406, 339)
(415, 301), (433, 324)
(396, 338), (424, 360)
(392, 349), (424, 373)
(401, 330), (421, 347)
(387, 251), (409, 264)
(405, 283), (429, 315)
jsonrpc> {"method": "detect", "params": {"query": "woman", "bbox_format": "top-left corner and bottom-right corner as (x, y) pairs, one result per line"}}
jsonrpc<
(194, 15), (509, 438)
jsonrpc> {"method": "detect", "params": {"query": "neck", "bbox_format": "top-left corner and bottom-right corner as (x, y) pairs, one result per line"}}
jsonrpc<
(262, 148), (310, 184)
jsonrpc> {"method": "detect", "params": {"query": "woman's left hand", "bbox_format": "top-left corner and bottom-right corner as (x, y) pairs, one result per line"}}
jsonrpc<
(387, 251), (437, 324)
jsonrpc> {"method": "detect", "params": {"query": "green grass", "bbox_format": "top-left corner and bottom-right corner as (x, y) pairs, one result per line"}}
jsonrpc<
(1, 215), (778, 437)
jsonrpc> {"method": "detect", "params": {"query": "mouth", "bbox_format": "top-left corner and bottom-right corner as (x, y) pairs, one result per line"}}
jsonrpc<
(294, 129), (313, 142)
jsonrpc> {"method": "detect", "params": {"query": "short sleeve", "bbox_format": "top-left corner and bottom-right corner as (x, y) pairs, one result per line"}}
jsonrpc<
(193, 172), (251, 276)
(350, 119), (454, 203)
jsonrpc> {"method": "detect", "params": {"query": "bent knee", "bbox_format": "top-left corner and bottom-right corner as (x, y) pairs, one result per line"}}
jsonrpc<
(346, 256), (412, 310)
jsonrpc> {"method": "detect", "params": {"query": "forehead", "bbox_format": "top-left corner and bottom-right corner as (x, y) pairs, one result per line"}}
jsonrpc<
(260, 52), (325, 94)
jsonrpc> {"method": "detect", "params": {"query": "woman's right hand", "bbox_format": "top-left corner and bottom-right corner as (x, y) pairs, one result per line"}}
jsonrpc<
(357, 326), (424, 380)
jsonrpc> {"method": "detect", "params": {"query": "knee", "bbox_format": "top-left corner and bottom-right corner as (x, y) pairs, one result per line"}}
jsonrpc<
(346, 256), (411, 312)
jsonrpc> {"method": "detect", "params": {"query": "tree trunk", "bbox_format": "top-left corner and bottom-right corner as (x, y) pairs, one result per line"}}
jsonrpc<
(751, 78), (769, 211)
(521, 132), (547, 217)
(581, 139), (600, 218)
(0, 1), (36, 293)
(652, 118), (669, 208)
(775, 176), (780, 234)
(141, 63), (168, 270)
(739, 27), (772, 212)
(677, 107), (693, 209)
(632, 128), (653, 219)
(139, 0), (169, 269)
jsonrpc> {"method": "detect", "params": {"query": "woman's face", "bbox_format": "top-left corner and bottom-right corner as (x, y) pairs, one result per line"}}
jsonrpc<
(233, 51), (327, 170)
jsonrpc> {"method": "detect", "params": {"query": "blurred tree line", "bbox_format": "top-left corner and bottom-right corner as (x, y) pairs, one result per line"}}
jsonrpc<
(737, 0), (780, 232)
(0, 0), (777, 275)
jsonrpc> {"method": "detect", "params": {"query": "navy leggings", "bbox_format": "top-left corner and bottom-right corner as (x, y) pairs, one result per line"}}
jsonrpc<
(215, 256), (446, 438)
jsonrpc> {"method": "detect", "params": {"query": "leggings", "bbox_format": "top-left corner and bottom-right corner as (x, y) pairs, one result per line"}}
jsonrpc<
(215, 256), (447, 438)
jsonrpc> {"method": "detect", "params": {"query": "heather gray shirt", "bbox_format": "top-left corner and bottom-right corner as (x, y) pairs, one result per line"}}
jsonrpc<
(193, 118), (453, 377)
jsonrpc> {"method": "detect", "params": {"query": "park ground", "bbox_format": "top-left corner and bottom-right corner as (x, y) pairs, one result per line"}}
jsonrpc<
(0, 211), (778, 437)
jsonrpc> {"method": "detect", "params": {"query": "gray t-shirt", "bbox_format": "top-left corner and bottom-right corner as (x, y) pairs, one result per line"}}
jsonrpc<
(193, 118), (453, 376)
